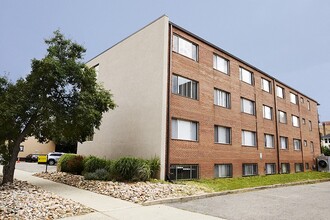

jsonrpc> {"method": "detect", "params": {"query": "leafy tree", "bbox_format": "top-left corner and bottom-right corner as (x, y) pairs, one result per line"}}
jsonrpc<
(0, 31), (115, 184)
(321, 146), (330, 156)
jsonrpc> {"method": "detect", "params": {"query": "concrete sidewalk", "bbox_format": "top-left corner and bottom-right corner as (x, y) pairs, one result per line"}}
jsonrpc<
(8, 167), (222, 220)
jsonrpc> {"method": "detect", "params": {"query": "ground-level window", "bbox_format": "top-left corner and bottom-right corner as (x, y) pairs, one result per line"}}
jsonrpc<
(242, 163), (258, 176)
(295, 163), (304, 173)
(170, 164), (199, 180)
(265, 163), (276, 175)
(214, 164), (232, 178)
(305, 163), (310, 170)
(281, 163), (290, 174)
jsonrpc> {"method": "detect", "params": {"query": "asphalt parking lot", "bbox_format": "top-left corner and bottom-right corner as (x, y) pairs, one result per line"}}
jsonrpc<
(168, 181), (330, 220)
(15, 161), (57, 173)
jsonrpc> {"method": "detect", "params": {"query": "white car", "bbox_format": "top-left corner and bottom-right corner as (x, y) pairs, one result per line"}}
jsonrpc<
(47, 152), (64, 165)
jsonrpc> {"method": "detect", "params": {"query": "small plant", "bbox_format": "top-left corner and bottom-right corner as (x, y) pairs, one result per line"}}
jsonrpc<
(83, 156), (107, 173)
(148, 157), (160, 179)
(84, 168), (110, 181)
(57, 154), (84, 175)
(112, 157), (151, 181)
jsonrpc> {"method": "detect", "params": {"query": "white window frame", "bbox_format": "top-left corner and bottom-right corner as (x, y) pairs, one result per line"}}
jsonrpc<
(293, 139), (301, 151)
(213, 54), (229, 74)
(172, 118), (198, 141)
(278, 110), (287, 123)
(172, 75), (198, 100)
(265, 163), (276, 175)
(173, 35), (198, 61)
(241, 98), (255, 115)
(239, 67), (253, 85)
(281, 163), (290, 174)
(214, 164), (232, 178)
(214, 125), (231, 144)
(261, 78), (271, 93)
(292, 115), (300, 127)
(264, 134), (274, 148)
(263, 105), (273, 120)
(214, 89), (231, 108)
(242, 130), (257, 147)
(290, 92), (298, 104)
(280, 136), (288, 150)
(276, 86), (285, 98)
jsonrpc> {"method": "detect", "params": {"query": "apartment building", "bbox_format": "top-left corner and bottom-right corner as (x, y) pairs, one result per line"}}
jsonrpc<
(78, 16), (321, 180)
(319, 121), (330, 136)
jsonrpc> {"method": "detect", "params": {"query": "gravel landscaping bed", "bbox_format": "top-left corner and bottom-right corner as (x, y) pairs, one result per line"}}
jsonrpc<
(0, 175), (93, 220)
(34, 172), (208, 204)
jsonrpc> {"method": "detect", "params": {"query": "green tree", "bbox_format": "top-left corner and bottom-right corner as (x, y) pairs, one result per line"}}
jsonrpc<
(321, 146), (330, 156)
(0, 31), (115, 184)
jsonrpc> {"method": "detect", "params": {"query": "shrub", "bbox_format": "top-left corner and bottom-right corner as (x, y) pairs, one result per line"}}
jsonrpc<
(148, 157), (160, 179)
(57, 154), (84, 175)
(83, 156), (107, 173)
(84, 168), (110, 181)
(112, 157), (151, 181)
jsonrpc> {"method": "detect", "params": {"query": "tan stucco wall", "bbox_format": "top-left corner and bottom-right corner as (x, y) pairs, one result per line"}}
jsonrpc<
(77, 16), (169, 179)
(18, 137), (55, 158)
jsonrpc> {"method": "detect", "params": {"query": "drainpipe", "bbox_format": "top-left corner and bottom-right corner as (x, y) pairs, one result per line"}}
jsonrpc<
(273, 79), (281, 174)
(165, 23), (173, 181)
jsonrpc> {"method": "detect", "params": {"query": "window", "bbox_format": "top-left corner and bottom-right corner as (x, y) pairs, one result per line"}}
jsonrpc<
(173, 35), (198, 61)
(307, 100), (311, 110)
(241, 98), (255, 115)
(302, 118), (306, 125)
(214, 164), (232, 178)
(263, 105), (273, 120)
(293, 139), (301, 151)
(265, 163), (276, 175)
(172, 119), (198, 141)
(280, 136), (288, 149)
(242, 130), (257, 147)
(300, 97), (304, 103)
(213, 54), (229, 74)
(295, 163), (303, 172)
(214, 89), (230, 108)
(86, 134), (94, 141)
(19, 145), (24, 152)
(264, 134), (274, 148)
(239, 67), (253, 85)
(172, 75), (198, 99)
(292, 115), (300, 127)
(308, 120), (312, 131)
(281, 163), (290, 174)
(170, 164), (199, 180)
(305, 163), (310, 170)
(278, 110), (287, 123)
(310, 141), (314, 152)
(243, 164), (258, 176)
(304, 140), (307, 147)
(215, 125), (231, 144)
(261, 78), (271, 93)
(290, 93), (298, 104)
(277, 86), (285, 98)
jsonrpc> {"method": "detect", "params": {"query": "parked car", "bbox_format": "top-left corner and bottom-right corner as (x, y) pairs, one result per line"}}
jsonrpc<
(25, 154), (45, 162)
(47, 152), (64, 165)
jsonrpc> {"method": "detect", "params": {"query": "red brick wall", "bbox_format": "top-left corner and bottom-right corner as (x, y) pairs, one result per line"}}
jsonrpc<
(168, 26), (321, 179)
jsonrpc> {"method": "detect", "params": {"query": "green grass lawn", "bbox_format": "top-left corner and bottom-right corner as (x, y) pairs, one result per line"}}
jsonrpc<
(180, 171), (330, 192)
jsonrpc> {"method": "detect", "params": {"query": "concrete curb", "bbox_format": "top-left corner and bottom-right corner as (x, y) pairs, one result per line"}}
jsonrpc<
(142, 178), (330, 206)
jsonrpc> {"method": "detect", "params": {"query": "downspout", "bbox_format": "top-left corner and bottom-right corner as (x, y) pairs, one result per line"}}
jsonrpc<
(165, 23), (173, 181)
(273, 79), (281, 174)
(298, 96), (304, 170)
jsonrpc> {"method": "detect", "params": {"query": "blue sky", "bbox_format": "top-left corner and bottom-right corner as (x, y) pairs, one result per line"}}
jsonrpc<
(1, 0), (329, 121)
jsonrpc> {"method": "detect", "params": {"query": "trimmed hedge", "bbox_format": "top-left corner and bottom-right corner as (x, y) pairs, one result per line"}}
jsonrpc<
(57, 154), (84, 175)
(83, 156), (107, 173)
